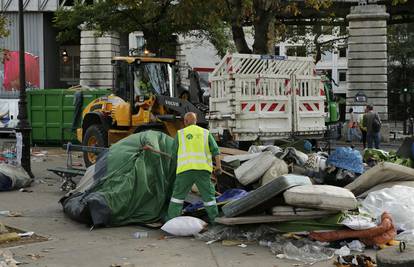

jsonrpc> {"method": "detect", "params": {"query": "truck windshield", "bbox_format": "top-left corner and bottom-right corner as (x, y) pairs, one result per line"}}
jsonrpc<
(133, 63), (175, 98)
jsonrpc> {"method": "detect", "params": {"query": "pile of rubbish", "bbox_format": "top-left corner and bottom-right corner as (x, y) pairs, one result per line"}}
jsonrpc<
(183, 139), (414, 264)
(60, 131), (414, 265)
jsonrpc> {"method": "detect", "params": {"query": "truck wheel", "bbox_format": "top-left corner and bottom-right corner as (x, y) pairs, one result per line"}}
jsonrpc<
(82, 124), (108, 167)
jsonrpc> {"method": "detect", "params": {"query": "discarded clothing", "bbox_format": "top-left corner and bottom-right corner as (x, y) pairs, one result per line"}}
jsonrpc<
(309, 212), (396, 246)
(327, 147), (364, 174)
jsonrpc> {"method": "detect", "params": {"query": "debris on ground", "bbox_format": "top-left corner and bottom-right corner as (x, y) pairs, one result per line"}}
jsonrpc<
(334, 254), (376, 267)
(0, 211), (22, 218)
(0, 163), (32, 192)
(54, 130), (414, 265)
(132, 231), (148, 239)
(0, 248), (21, 267)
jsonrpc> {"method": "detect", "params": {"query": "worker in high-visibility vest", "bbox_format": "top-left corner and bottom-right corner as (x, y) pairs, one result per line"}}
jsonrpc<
(167, 112), (222, 223)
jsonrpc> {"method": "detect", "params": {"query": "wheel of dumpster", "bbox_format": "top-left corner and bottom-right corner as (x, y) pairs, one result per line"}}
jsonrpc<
(377, 243), (414, 267)
(82, 124), (108, 167)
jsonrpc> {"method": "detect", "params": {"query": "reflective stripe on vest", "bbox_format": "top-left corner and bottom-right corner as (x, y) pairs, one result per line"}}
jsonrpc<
(176, 125), (213, 174)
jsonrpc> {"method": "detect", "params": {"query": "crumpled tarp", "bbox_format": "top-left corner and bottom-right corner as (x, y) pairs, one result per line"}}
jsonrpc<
(0, 164), (32, 191)
(327, 147), (364, 174)
(60, 131), (176, 226)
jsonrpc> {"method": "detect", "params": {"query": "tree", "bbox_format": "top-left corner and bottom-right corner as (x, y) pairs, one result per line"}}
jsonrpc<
(54, 0), (230, 56)
(387, 22), (414, 121)
(0, 15), (9, 39)
(54, 0), (336, 57)
(55, 0), (409, 58)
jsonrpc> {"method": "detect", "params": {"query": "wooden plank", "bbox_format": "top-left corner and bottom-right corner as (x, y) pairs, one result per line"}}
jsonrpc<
(215, 214), (330, 225)
(219, 147), (248, 156)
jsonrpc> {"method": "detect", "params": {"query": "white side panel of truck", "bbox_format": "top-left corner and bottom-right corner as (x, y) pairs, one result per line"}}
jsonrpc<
(208, 53), (326, 141)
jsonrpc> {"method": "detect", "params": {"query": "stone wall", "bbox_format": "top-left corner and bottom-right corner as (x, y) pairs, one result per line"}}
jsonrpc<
(80, 31), (120, 88)
(346, 5), (389, 121)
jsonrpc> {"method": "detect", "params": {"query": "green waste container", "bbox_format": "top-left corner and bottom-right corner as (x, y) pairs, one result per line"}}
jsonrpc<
(27, 89), (111, 144)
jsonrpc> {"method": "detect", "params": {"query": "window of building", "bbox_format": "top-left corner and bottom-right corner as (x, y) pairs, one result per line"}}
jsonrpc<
(286, 46), (306, 57)
(321, 50), (332, 62)
(339, 47), (347, 58)
(59, 46), (80, 86)
(338, 70), (347, 82)
(275, 46), (280, 56)
(339, 25), (347, 36)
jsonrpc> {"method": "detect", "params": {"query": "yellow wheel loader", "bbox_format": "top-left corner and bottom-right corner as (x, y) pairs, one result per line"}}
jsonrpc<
(77, 56), (207, 166)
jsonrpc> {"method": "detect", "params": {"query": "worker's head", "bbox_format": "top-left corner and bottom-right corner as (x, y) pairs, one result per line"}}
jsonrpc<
(349, 108), (353, 113)
(366, 105), (373, 111)
(184, 112), (197, 126)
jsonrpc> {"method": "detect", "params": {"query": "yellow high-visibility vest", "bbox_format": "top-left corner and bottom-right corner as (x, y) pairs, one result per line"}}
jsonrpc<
(176, 125), (213, 174)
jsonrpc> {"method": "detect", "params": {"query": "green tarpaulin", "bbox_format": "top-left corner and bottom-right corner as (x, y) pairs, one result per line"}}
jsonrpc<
(61, 131), (176, 226)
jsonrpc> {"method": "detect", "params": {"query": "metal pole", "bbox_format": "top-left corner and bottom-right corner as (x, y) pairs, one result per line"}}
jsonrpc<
(16, 0), (33, 177)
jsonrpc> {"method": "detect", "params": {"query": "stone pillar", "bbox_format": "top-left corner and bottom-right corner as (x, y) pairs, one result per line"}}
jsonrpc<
(347, 4), (389, 141)
(80, 30), (120, 88)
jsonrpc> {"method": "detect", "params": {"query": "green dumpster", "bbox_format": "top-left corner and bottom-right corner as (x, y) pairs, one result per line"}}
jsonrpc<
(27, 89), (111, 144)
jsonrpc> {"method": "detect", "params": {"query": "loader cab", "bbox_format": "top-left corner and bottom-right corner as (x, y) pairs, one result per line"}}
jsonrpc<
(112, 57), (179, 104)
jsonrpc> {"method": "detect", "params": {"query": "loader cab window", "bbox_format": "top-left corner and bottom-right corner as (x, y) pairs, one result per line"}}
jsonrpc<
(113, 61), (129, 101)
(133, 62), (176, 98)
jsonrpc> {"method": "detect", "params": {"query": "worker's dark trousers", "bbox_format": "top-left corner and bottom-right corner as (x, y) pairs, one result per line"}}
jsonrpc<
(167, 170), (218, 223)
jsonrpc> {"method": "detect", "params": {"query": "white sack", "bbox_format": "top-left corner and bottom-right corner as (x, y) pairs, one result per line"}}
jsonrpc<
(161, 216), (207, 236)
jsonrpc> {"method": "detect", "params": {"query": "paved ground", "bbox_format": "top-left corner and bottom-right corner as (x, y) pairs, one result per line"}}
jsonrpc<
(0, 140), (393, 267)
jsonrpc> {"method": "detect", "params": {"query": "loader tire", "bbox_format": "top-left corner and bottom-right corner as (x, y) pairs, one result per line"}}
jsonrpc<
(82, 124), (108, 167)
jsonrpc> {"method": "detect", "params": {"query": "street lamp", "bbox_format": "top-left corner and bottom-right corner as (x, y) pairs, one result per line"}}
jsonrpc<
(16, 0), (33, 177)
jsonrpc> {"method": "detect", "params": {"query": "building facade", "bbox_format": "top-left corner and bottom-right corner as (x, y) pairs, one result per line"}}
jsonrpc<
(0, 0), (82, 97)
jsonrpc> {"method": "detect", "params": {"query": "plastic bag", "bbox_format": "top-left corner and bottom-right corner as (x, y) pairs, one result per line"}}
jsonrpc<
(360, 185), (414, 230)
(262, 238), (334, 265)
(161, 216), (207, 236)
(396, 229), (414, 244)
(327, 147), (364, 174)
(341, 214), (377, 230)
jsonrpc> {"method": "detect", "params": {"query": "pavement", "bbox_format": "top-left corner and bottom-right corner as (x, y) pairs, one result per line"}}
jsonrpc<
(0, 142), (393, 267)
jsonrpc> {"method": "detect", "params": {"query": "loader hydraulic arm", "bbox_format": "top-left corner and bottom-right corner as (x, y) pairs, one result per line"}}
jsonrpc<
(156, 95), (207, 125)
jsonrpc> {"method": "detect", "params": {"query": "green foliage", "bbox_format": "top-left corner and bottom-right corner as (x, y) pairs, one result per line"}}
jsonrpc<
(0, 14), (9, 39)
(54, 0), (232, 56)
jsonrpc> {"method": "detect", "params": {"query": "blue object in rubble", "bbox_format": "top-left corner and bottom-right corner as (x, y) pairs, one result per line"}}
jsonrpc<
(327, 147), (364, 174)
(183, 189), (248, 213)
